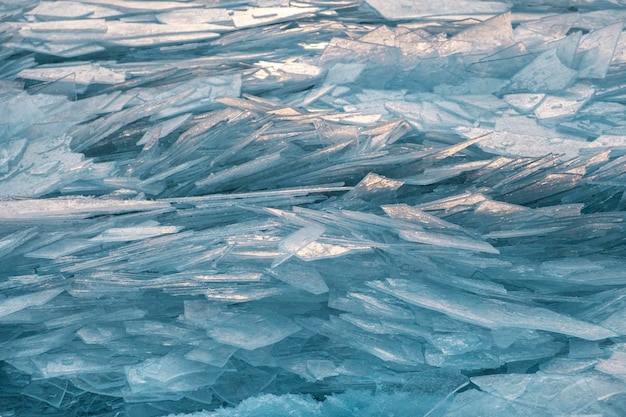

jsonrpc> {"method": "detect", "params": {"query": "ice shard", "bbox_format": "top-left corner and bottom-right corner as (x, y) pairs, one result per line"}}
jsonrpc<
(509, 49), (578, 93)
(364, 0), (509, 20)
(368, 279), (617, 341)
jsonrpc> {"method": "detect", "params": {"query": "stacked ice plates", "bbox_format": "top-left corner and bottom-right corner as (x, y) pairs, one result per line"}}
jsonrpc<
(2, 0), (626, 416)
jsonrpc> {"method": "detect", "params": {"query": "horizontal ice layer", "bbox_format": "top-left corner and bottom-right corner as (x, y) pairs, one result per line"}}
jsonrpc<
(12, 20), (222, 48)
(0, 197), (170, 220)
(18, 64), (126, 85)
(364, 0), (509, 20)
(231, 7), (320, 29)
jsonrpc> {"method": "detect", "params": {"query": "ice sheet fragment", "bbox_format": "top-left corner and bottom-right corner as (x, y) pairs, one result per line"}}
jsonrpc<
(92, 225), (182, 242)
(364, 0), (509, 20)
(398, 229), (499, 254)
(0, 289), (64, 318)
(26, 1), (119, 20)
(369, 279), (617, 341)
(273, 224), (324, 267)
(125, 353), (223, 394)
(22, 378), (68, 408)
(503, 93), (545, 113)
(0, 197), (170, 220)
(157, 9), (232, 26)
(231, 7), (319, 29)
(533, 83), (594, 120)
(439, 13), (514, 57)
(576, 22), (623, 79)
(509, 49), (578, 93)
(18, 64), (126, 85)
(269, 260), (328, 294)
(471, 371), (626, 415)
(207, 312), (301, 350)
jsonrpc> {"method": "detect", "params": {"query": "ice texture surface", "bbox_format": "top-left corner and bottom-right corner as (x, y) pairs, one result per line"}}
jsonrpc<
(2, 1), (626, 417)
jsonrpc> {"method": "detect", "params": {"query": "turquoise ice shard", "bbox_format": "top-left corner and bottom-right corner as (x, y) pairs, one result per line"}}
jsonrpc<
(231, 7), (320, 29)
(3, 1), (626, 417)
(368, 279), (617, 341)
(439, 12), (515, 57)
(510, 49), (578, 93)
(268, 261), (329, 295)
(207, 312), (301, 350)
(0, 289), (64, 318)
(576, 22), (623, 79)
(272, 224), (325, 267)
(364, 0), (509, 20)
(18, 63), (126, 85)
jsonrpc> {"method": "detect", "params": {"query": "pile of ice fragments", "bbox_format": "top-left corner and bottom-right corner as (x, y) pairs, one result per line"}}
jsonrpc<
(3, 0), (626, 416)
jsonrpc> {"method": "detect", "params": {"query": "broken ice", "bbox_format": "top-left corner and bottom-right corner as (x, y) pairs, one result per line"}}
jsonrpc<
(2, 0), (626, 416)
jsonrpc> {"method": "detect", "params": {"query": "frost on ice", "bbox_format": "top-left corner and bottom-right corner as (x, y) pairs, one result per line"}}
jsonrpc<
(2, 0), (626, 416)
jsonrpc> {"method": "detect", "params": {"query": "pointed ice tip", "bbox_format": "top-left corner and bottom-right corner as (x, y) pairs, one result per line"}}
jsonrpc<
(398, 229), (500, 254)
(271, 253), (292, 268)
(0, 197), (171, 220)
(91, 225), (182, 242)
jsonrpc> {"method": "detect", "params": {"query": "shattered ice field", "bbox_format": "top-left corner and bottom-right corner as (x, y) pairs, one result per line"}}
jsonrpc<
(3, 0), (626, 415)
